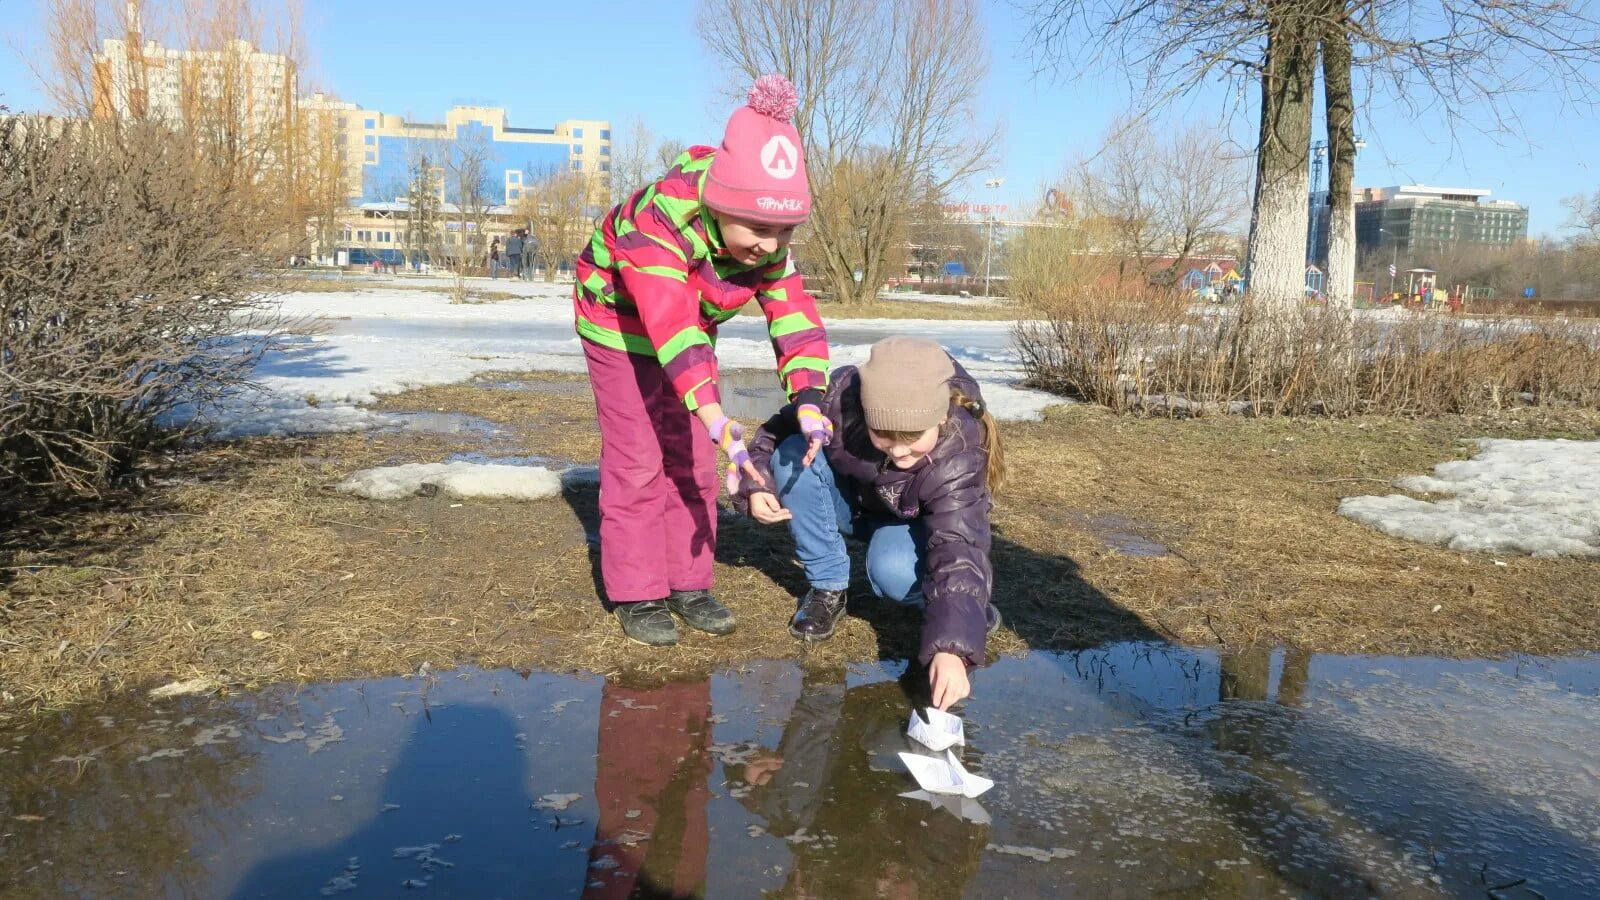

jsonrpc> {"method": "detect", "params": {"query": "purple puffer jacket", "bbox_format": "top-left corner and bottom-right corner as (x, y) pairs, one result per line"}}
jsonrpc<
(743, 360), (994, 668)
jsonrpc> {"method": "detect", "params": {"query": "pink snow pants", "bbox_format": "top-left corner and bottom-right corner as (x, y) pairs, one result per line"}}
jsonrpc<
(583, 339), (718, 603)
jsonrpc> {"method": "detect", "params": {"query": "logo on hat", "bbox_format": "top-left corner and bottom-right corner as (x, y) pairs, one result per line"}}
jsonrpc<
(760, 136), (799, 180)
(756, 196), (804, 213)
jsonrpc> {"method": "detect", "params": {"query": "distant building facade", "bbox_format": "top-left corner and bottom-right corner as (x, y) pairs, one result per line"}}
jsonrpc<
(301, 95), (610, 208)
(1310, 185), (1529, 266)
(86, 8), (610, 268)
(299, 96), (610, 265)
(92, 14), (294, 137)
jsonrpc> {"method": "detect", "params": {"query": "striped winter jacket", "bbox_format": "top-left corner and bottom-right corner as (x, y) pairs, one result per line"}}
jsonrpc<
(573, 146), (830, 410)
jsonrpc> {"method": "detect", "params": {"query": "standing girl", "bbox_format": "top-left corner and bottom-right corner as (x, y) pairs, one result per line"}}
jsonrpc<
(574, 75), (834, 647)
(740, 337), (1006, 709)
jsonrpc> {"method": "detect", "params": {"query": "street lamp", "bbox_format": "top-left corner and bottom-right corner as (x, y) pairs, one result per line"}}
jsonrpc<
(1380, 227), (1400, 299)
(983, 177), (1004, 297)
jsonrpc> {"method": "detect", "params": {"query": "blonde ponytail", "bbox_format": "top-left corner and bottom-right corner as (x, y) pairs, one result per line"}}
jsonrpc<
(952, 387), (1006, 495)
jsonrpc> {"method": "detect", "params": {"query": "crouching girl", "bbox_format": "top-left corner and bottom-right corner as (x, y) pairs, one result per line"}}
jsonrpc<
(740, 337), (1005, 709)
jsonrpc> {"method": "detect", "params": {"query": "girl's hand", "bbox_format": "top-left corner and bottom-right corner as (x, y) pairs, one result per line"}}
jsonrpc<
(749, 492), (792, 524)
(701, 408), (766, 493)
(795, 403), (834, 466)
(743, 749), (785, 786)
(929, 652), (970, 711)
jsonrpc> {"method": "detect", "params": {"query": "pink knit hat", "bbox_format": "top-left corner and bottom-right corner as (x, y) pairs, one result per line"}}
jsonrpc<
(703, 75), (811, 225)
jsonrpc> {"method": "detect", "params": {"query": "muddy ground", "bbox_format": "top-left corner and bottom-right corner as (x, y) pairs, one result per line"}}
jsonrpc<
(2, 372), (1597, 722)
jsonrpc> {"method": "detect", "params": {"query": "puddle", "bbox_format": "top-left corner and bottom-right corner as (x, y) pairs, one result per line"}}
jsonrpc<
(717, 369), (789, 422)
(378, 411), (504, 439)
(470, 376), (593, 397)
(1068, 511), (1172, 557)
(2, 646), (1596, 897)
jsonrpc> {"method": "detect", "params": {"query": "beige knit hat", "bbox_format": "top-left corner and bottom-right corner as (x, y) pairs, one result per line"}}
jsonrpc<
(857, 337), (955, 432)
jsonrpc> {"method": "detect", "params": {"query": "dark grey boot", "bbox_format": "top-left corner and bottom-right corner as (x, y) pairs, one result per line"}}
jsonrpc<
(614, 600), (679, 646)
(789, 588), (848, 642)
(665, 589), (736, 635)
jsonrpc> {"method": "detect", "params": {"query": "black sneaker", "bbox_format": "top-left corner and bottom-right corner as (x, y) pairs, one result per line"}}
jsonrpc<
(985, 602), (1002, 636)
(789, 588), (848, 642)
(614, 600), (679, 646)
(665, 589), (736, 635)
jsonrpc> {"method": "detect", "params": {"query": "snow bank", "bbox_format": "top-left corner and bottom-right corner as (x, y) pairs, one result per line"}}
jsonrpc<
(1338, 438), (1600, 557)
(338, 461), (563, 502)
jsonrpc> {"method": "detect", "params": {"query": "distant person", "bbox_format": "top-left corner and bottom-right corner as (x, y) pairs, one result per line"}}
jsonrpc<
(572, 74), (833, 646)
(489, 237), (502, 278)
(739, 337), (1005, 710)
(524, 232), (540, 279)
(504, 230), (524, 282)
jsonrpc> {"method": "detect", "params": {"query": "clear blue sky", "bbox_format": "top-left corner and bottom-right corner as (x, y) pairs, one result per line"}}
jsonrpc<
(2, 0), (1596, 236)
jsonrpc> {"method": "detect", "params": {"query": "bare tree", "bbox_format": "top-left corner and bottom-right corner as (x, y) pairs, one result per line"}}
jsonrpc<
(1073, 121), (1165, 272)
(1565, 189), (1600, 244)
(1025, 1), (1600, 315)
(1319, 2), (1357, 309)
(699, 0), (996, 304)
(297, 96), (352, 262)
(37, 0), (312, 243)
(518, 164), (597, 282)
(608, 117), (659, 203)
(445, 127), (496, 276)
(655, 136), (688, 173)
(1245, 3), (1319, 314)
(1074, 118), (1248, 282)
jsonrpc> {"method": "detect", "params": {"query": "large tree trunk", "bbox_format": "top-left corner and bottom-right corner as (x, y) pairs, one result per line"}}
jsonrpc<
(1322, 5), (1357, 310)
(1244, 3), (1317, 316)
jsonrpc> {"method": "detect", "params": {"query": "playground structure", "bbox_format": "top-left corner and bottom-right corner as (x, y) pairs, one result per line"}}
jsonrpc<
(1182, 261), (1244, 302)
(1184, 262), (1474, 312)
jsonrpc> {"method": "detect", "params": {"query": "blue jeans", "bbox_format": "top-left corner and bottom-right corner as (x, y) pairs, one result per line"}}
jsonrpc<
(768, 434), (925, 603)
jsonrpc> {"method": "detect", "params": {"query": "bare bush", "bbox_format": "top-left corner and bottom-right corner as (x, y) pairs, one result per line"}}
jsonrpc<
(1016, 285), (1600, 417)
(0, 116), (277, 495)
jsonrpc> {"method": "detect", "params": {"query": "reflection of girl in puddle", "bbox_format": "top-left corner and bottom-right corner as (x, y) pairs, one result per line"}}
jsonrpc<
(735, 672), (990, 898)
(583, 677), (713, 899)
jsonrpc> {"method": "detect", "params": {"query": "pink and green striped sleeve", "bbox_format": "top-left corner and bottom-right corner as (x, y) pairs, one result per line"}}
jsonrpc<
(756, 253), (830, 398)
(612, 204), (721, 410)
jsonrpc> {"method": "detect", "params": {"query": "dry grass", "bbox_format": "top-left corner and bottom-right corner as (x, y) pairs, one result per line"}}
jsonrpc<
(998, 405), (1600, 655)
(277, 276), (521, 303)
(3, 372), (1597, 723)
(1016, 284), (1600, 416)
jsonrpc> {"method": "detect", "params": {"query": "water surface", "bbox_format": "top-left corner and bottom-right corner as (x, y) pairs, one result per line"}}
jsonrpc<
(1, 645), (1595, 898)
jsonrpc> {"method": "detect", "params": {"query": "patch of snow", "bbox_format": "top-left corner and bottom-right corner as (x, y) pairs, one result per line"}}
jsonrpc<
(197, 289), (1064, 437)
(877, 289), (1004, 307)
(149, 678), (221, 699)
(1339, 438), (1600, 557)
(337, 462), (563, 502)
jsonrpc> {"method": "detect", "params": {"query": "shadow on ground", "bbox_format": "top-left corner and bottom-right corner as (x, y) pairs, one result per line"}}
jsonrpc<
(561, 482), (1163, 667)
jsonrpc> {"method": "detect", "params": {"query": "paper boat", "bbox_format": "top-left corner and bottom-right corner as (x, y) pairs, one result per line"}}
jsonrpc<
(898, 749), (994, 799)
(907, 707), (965, 752)
(899, 789), (992, 825)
